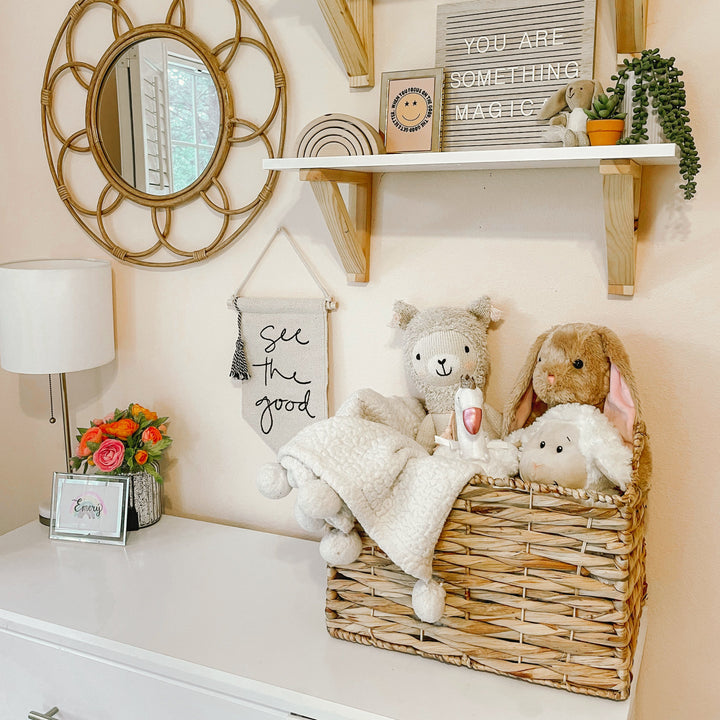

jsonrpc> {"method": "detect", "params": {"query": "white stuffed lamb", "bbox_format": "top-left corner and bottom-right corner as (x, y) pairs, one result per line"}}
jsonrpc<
(507, 403), (632, 492)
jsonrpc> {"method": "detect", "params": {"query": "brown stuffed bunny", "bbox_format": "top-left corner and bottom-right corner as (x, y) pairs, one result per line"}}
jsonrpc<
(502, 322), (641, 445)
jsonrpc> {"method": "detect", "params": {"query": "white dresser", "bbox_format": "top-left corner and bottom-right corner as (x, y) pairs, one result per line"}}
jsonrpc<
(0, 516), (643, 719)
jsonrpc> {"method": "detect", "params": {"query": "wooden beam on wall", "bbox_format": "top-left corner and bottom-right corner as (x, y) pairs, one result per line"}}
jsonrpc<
(300, 169), (372, 283)
(600, 159), (642, 296)
(616, 0), (647, 54)
(316, 0), (374, 88)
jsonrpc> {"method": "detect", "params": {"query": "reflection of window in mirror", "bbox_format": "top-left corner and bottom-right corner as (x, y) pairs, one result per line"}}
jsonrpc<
(167, 48), (220, 193)
(98, 38), (220, 196)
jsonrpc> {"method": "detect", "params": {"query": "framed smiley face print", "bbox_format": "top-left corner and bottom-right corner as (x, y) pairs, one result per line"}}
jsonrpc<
(380, 68), (444, 153)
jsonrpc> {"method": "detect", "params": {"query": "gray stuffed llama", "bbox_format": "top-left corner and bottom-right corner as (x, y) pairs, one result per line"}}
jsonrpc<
(390, 296), (503, 451)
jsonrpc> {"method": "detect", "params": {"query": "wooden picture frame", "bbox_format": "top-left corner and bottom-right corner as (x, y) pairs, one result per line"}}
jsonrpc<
(50, 473), (130, 545)
(379, 68), (444, 153)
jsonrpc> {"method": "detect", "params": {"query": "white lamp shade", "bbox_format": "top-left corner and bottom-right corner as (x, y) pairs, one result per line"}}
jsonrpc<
(0, 259), (115, 374)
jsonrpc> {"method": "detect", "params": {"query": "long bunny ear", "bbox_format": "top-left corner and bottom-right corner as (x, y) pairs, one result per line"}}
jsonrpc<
(538, 86), (569, 120)
(502, 328), (553, 435)
(596, 327), (641, 444)
(593, 79), (605, 101)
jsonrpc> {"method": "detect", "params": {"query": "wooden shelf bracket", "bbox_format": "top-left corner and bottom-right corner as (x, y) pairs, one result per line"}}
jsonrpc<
(615, 0), (648, 55)
(316, 0), (374, 88)
(300, 169), (372, 283)
(600, 159), (642, 296)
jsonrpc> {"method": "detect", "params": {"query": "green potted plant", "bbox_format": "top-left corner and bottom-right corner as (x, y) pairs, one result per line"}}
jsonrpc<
(608, 48), (700, 199)
(584, 92), (626, 145)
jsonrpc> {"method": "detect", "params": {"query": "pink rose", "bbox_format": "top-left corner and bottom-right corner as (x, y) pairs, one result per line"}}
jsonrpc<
(93, 438), (125, 473)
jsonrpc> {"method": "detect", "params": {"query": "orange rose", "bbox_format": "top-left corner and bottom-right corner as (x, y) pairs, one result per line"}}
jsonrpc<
(142, 426), (162, 444)
(131, 404), (157, 422)
(134, 450), (149, 465)
(101, 418), (139, 439)
(77, 426), (104, 457)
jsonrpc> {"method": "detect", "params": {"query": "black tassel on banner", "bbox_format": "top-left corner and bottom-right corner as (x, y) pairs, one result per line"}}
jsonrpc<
(229, 303), (250, 381)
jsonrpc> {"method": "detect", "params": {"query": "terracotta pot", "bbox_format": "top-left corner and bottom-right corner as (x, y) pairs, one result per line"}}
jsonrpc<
(587, 119), (625, 146)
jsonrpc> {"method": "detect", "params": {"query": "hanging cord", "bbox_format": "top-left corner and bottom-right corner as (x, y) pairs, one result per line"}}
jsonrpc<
(228, 227), (337, 380)
(48, 374), (57, 424)
(228, 227), (337, 311)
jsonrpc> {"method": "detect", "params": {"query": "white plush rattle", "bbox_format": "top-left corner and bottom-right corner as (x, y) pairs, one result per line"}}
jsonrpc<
(436, 375), (519, 478)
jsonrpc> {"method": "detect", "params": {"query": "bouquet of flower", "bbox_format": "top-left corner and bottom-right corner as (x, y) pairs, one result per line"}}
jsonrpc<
(70, 403), (172, 482)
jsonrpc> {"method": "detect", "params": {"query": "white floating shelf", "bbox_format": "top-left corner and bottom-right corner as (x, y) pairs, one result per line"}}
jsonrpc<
(264, 143), (679, 173)
(266, 144), (679, 295)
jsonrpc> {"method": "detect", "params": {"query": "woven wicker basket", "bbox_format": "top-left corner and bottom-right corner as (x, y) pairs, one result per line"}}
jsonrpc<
(326, 423), (650, 700)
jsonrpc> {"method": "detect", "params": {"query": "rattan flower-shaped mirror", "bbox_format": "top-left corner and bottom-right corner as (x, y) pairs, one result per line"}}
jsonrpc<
(42, 0), (286, 267)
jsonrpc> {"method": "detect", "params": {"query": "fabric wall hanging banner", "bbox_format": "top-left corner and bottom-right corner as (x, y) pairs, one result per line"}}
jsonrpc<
(229, 228), (335, 452)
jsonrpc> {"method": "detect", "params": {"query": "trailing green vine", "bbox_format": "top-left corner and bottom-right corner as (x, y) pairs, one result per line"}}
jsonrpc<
(609, 48), (700, 200)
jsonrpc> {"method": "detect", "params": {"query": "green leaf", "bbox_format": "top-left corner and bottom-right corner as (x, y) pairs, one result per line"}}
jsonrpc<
(145, 437), (172, 454)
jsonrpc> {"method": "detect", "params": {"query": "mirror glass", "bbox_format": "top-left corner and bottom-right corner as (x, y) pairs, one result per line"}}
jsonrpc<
(97, 37), (221, 196)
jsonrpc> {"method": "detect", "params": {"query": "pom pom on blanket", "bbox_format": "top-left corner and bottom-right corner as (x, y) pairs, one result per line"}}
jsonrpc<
(320, 528), (362, 566)
(256, 463), (292, 499)
(412, 579), (446, 623)
(297, 477), (342, 518)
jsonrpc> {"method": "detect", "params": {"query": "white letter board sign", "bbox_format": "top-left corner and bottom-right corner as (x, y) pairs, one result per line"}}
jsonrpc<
(436, 0), (597, 150)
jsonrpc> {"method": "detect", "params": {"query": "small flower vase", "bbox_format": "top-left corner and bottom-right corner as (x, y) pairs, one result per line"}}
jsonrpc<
(126, 471), (162, 530)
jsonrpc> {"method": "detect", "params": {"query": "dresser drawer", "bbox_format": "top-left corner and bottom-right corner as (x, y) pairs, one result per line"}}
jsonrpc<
(0, 630), (290, 720)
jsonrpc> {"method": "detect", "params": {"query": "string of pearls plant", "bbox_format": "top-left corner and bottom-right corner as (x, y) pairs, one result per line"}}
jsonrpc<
(609, 48), (700, 200)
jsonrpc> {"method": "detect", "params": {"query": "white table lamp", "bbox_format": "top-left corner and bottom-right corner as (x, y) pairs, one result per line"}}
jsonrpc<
(0, 259), (116, 471)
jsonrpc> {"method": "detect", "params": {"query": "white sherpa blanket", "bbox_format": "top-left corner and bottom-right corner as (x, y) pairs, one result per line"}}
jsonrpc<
(276, 389), (480, 582)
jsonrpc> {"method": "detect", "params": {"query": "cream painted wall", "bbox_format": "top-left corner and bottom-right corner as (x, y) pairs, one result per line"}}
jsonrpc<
(1, 0), (718, 717)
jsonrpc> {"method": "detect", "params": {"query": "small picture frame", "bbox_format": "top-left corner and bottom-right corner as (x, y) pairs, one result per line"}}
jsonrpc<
(379, 68), (444, 153)
(50, 472), (129, 545)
